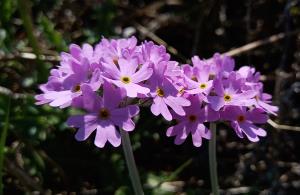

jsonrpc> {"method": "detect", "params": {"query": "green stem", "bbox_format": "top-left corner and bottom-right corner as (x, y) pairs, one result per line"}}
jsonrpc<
(209, 123), (220, 195)
(18, 0), (46, 83)
(0, 97), (11, 195)
(166, 158), (193, 181)
(120, 130), (144, 195)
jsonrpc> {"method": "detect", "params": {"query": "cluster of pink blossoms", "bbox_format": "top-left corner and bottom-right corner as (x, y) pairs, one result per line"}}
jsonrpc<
(35, 36), (278, 148)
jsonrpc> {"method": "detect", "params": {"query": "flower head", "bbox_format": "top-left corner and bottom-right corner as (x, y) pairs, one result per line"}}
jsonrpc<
(35, 37), (277, 148)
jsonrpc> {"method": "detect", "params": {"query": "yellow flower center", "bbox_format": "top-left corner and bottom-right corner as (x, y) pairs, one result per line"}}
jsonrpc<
(188, 115), (197, 122)
(199, 83), (207, 89)
(73, 84), (81, 92)
(178, 87), (185, 94)
(121, 76), (131, 84)
(224, 94), (232, 102)
(237, 115), (245, 122)
(99, 108), (110, 120)
(156, 88), (165, 97)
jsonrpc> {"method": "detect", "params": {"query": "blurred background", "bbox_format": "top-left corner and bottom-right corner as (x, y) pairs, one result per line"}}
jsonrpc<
(1, 0), (300, 194)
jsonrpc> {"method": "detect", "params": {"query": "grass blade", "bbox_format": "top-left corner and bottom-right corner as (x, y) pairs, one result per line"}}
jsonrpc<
(0, 97), (11, 195)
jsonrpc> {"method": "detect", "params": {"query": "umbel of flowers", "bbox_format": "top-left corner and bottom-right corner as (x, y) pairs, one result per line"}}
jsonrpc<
(35, 36), (278, 147)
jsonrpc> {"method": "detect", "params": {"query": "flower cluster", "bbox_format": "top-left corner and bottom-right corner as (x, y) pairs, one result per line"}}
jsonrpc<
(35, 36), (278, 147)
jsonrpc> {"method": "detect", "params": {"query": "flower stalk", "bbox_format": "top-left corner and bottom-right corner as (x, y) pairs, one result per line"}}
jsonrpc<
(209, 122), (220, 195)
(0, 97), (11, 195)
(120, 130), (144, 195)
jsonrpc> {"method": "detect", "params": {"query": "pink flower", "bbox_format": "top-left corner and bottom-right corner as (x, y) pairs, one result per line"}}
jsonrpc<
(61, 43), (100, 67)
(184, 65), (213, 96)
(221, 106), (268, 142)
(102, 58), (153, 97)
(67, 82), (139, 148)
(95, 36), (138, 65)
(138, 41), (170, 66)
(254, 89), (278, 115)
(167, 96), (219, 147)
(35, 58), (102, 108)
(207, 78), (256, 111)
(191, 53), (235, 78)
(149, 75), (190, 121)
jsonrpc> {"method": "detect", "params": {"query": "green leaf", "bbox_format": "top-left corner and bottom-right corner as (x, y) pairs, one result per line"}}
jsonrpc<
(114, 186), (130, 195)
(39, 14), (67, 51)
(0, 0), (17, 23)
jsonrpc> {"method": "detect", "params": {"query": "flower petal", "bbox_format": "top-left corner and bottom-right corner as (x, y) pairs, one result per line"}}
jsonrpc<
(164, 97), (186, 116)
(131, 66), (153, 83)
(246, 108), (269, 124)
(150, 98), (160, 116)
(106, 125), (121, 147)
(231, 121), (244, 138)
(203, 106), (220, 122)
(151, 97), (172, 121)
(103, 81), (122, 109)
(101, 61), (121, 79)
(191, 127), (203, 147)
(258, 100), (278, 115)
(174, 135), (186, 145)
(213, 79), (224, 96)
(221, 106), (242, 121)
(239, 122), (260, 142)
(118, 58), (138, 76)
(111, 106), (139, 131)
(246, 122), (267, 137)
(160, 99), (172, 121)
(94, 125), (108, 148)
(94, 121), (121, 148)
(67, 114), (98, 141)
(207, 96), (225, 111)
(199, 124), (211, 139)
